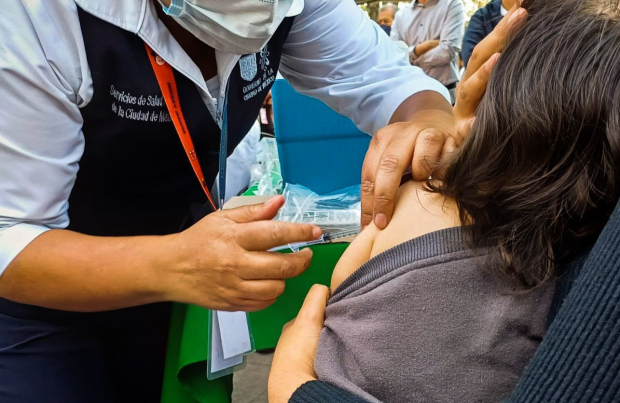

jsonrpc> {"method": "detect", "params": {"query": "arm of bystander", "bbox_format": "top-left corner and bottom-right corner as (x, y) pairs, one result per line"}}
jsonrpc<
(411, 0), (464, 68)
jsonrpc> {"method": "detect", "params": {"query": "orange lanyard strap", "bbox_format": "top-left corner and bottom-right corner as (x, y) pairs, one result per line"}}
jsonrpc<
(145, 43), (218, 212)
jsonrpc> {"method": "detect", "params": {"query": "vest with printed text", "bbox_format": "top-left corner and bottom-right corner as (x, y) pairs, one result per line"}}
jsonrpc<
(71, 7), (293, 236)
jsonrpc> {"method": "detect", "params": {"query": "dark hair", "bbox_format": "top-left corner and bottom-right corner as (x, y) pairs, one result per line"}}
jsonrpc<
(429, 0), (620, 287)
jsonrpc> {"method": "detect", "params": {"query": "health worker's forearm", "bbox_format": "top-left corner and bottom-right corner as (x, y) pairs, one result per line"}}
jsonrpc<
(0, 229), (176, 312)
(390, 90), (453, 126)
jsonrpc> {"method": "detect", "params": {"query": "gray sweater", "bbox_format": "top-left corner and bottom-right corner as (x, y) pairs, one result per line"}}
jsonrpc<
(315, 227), (554, 403)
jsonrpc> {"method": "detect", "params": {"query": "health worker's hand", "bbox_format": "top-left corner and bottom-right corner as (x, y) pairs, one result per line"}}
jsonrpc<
(361, 3), (528, 230)
(161, 196), (322, 312)
(361, 92), (454, 230)
(453, 4), (528, 145)
(268, 284), (330, 403)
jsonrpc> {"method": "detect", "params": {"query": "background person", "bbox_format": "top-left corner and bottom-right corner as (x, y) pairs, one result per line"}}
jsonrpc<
(462, 0), (516, 67)
(377, 4), (399, 36)
(391, 0), (465, 103)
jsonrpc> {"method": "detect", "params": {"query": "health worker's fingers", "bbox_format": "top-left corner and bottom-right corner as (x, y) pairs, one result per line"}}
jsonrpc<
(231, 297), (278, 313)
(239, 249), (313, 280)
(454, 54), (500, 138)
(463, 7), (527, 84)
(371, 129), (414, 229)
(456, 53), (499, 115)
(454, 117), (475, 150)
(238, 279), (287, 301)
(441, 135), (457, 159)
(433, 135), (459, 180)
(233, 220), (321, 251)
(410, 128), (447, 181)
(218, 196), (285, 224)
(361, 137), (385, 228)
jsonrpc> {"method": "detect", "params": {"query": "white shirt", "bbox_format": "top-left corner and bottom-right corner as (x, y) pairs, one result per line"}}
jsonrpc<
(0, 0), (449, 273)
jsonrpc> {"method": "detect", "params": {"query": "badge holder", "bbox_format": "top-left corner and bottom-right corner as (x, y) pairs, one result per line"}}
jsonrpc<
(207, 310), (256, 380)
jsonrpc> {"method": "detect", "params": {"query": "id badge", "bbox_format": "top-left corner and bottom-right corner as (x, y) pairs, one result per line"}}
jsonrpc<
(207, 310), (256, 380)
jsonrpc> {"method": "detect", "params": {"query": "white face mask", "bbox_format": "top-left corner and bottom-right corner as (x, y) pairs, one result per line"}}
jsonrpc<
(161, 0), (302, 55)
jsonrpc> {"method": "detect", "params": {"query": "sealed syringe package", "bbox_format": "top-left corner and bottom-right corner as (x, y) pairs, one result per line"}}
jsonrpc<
(276, 184), (361, 235)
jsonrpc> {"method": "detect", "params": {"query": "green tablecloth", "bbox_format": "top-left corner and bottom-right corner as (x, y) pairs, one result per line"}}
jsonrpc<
(161, 243), (348, 403)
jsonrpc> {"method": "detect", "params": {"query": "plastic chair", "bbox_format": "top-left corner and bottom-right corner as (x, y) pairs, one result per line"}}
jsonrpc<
(271, 79), (371, 195)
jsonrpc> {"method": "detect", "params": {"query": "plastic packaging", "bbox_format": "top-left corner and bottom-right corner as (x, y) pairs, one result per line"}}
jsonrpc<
(249, 137), (283, 195)
(276, 183), (361, 234)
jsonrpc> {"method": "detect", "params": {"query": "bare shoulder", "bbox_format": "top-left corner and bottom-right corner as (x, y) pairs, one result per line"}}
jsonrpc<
(370, 181), (460, 257)
(330, 181), (460, 290)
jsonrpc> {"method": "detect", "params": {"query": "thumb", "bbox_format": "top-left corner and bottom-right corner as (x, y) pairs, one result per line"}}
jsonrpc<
(296, 284), (330, 328)
(219, 196), (285, 223)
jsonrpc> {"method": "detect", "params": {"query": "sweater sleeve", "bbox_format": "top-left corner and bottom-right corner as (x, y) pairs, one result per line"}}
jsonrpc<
(289, 381), (370, 403)
(505, 199), (620, 402)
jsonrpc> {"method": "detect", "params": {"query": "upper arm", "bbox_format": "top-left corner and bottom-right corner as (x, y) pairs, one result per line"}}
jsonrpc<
(370, 182), (460, 257)
(331, 182), (460, 290)
(281, 0), (448, 135)
(0, 0), (87, 273)
(331, 223), (378, 291)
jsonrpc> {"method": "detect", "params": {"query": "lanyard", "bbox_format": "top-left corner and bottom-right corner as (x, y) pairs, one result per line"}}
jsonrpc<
(145, 43), (228, 211)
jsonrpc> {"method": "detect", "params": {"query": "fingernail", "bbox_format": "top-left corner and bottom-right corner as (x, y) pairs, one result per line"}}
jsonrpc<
(298, 248), (313, 259)
(312, 227), (322, 239)
(264, 197), (279, 207)
(375, 213), (388, 229)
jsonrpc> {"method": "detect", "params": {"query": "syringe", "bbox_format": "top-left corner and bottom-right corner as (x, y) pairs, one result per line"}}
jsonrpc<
(269, 227), (361, 252)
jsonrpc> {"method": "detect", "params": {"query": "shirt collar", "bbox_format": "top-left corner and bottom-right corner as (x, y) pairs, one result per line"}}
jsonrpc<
(75, 0), (216, 104)
(74, 0), (148, 34)
(413, 0), (440, 7)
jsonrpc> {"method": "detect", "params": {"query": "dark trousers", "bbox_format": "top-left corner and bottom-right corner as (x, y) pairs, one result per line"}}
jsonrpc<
(0, 299), (171, 403)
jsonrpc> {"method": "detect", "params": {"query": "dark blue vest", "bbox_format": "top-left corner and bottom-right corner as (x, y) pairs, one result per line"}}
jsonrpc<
(72, 7), (294, 237)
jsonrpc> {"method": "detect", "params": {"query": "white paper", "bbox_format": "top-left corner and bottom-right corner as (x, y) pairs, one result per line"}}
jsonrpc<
(210, 312), (244, 373)
(216, 310), (252, 359)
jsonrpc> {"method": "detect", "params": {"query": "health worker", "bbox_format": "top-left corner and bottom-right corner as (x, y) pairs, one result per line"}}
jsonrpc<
(0, 0), (454, 401)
